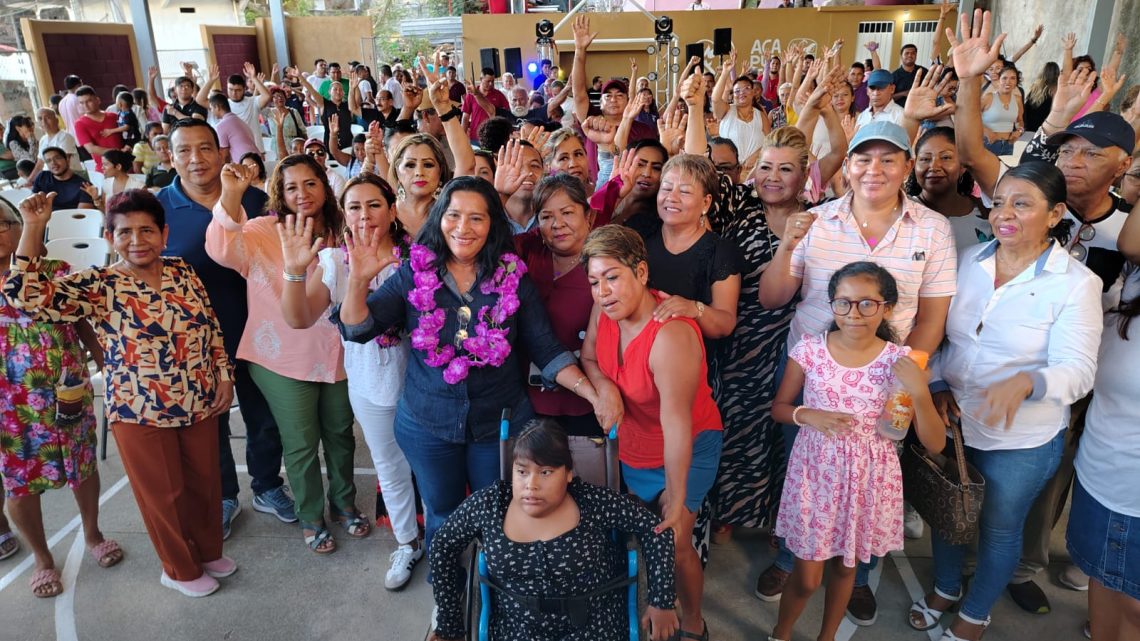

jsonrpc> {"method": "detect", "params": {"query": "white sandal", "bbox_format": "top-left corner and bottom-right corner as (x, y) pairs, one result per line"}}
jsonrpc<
(939, 613), (991, 641)
(909, 587), (961, 631)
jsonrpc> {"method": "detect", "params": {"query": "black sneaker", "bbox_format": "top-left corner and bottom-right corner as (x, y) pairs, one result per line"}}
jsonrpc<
(1008, 580), (1051, 614)
(846, 584), (878, 626)
(754, 564), (790, 602)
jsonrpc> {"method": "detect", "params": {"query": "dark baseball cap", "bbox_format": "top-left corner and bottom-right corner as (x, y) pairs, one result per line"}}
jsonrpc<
(867, 69), (894, 89)
(601, 79), (628, 95)
(1046, 111), (1135, 156)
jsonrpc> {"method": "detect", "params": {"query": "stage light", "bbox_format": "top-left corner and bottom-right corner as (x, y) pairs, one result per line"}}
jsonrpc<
(536, 19), (554, 41)
(654, 16), (673, 40)
(527, 62), (538, 73)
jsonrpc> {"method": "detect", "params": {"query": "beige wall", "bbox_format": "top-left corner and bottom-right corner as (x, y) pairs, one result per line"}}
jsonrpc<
(463, 5), (950, 87)
(285, 16), (374, 71)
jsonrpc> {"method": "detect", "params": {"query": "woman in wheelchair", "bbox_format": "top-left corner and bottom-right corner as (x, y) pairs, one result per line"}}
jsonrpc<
(427, 423), (679, 641)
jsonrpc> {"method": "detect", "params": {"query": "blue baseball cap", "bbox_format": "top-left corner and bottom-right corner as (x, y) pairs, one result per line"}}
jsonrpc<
(867, 69), (894, 88)
(847, 121), (911, 155)
(1045, 111), (1135, 156)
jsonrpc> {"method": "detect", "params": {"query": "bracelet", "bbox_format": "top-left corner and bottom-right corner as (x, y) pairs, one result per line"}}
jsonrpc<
(440, 107), (462, 122)
(282, 270), (306, 282)
(572, 375), (587, 394)
(792, 405), (807, 428)
(1043, 118), (1063, 131)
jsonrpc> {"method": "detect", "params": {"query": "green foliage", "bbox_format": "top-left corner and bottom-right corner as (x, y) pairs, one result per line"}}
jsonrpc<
(370, 0), (435, 64)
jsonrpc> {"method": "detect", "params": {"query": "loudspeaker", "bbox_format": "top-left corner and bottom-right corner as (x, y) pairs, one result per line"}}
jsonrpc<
(713, 28), (732, 56)
(685, 43), (705, 70)
(479, 48), (501, 77)
(503, 47), (523, 79)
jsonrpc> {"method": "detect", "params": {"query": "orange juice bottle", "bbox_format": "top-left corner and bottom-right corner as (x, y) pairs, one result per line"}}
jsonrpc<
(877, 350), (929, 440)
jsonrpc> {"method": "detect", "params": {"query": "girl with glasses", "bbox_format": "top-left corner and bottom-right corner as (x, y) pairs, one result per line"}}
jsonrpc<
(768, 261), (944, 641)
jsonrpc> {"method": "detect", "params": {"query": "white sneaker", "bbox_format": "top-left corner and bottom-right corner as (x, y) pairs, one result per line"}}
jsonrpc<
(385, 541), (424, 590)
(904, 503), (925, 540)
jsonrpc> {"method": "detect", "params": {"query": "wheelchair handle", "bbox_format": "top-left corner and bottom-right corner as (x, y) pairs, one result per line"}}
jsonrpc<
(498, 408), (512, 482)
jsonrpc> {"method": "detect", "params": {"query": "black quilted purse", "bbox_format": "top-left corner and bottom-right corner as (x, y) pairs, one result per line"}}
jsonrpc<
(901, 421), (985, 545)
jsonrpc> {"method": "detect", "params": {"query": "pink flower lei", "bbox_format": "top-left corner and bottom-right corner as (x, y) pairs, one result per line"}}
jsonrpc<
(406, 243), (526, 384)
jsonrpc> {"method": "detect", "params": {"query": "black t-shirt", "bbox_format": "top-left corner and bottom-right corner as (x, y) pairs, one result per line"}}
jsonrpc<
(145, 166), (176, 189)
(892, 65), (926, 105)
(162, 100), (208, 125)
(320, 97), (354, 150)
(33, 172), (94, 210)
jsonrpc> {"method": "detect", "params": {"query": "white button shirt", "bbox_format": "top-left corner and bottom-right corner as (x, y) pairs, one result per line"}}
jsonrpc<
(934, 240), (1102, 451)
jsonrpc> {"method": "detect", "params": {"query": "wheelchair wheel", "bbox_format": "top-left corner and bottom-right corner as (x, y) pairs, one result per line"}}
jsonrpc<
(464, 546), (482, 640)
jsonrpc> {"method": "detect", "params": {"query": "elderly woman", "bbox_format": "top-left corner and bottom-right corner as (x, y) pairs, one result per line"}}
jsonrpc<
(427, 423), (678, 641)
(580, 224), (723, 641)
(0, 196), (117, 599)
(544, 128), (595, 195)
(758, 120), (958, 621)
(335, 176), (605, 559)
(514, 174), (614, 484)
(5, 190), (234, 598)
(911, 162), (1102, 641)
(207, 155), (367, 555)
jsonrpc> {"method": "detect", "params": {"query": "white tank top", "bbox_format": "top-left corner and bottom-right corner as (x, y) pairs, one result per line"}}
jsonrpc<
(719, 107), (767, 163)
(981, 93), (1018, 134)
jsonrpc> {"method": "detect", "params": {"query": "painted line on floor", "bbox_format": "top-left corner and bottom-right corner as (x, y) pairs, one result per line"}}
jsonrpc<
(53, 531), (85, 641)
(0, 475), (131, 593)
(835, 554), (884, 641)
(233, 465), (378, 476)
(890, 550), (943, 641)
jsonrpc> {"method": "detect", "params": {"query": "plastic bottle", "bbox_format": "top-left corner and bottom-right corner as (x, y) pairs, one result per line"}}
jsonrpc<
(877, 350), (930, 441)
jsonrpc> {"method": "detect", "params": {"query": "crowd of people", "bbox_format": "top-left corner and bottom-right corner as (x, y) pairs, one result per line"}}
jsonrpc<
(2, 7), (1140, 641)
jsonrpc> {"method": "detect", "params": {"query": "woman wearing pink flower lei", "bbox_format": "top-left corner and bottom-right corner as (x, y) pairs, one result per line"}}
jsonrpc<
(335, 176), (609, 567)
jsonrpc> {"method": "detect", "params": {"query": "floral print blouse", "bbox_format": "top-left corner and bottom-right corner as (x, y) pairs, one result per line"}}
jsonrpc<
(3, 256), (233, 428)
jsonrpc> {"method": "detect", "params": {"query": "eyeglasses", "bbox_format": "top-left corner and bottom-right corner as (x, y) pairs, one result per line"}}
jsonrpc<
(306, 149), (327, 158)
(0, 220), (21, 233)
(829, 298), (887, 317)
(714, 162), (740, 174)
(454, 306), (471, 348)
(1068, 222), (1095, 261)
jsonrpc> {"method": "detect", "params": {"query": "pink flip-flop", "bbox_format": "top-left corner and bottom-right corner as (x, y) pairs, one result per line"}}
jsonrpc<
(88, 539), (124, 568)
(30, 567), (63, 598)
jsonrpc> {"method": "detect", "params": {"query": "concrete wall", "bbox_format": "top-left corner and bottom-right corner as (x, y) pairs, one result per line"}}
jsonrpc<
(285, 16), (374, 71)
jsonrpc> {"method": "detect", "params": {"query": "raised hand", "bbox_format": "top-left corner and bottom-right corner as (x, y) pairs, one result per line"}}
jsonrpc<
(17, 192), (56, 228)
(271, 106), (287, 126)
(680, 71), (705, 108)
(80, 183), (100, 204)
(629, 57), (639, 78)
(364, 121), (384, 161)
(572, 15), (597, 50)
(427, 78), (451, 113)
(148, 66), (158, 82)
(271, 63), (280, 80)
(656, 105), (687, 157)
(494, 139), (527, 195)
(841, 114), (857, 141)
(523, 124), (552, 150)
(904, 65), (956, 122)
(208, 64), (220, 81)
(220, 162), (253, 195)
(782, 212), (815, 250)
(582, 116), (616, 146)
(344, 218), (398, 284)
(1061, 32), (1078, 51)
(402, 83), (423, 110)
(947, 9), (1007, 79)
(1030, 24), (1044, 43)
(276, 214), (324, 276)
(938, 0), (953, 19)
(242, 61), (257, 79)
(1097, 66), (1128, 108)
(865, 41), (879, 53)
(614, 148), (638, 198)
(328, 113), (340, 139)
(1052, 66), (1098, 122)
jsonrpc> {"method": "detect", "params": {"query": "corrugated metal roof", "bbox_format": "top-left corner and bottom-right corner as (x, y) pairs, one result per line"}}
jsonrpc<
(399, 16), (462, 39)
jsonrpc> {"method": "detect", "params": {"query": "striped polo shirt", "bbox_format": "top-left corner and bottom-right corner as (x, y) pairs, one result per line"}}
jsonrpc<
(787, 192), (958, 350)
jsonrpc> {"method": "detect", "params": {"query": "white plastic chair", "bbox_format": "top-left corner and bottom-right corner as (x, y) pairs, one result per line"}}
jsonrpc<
(45, 237), (110, 270)
(350, 124), (364, 136)
(0, 187), (32, 205)
(46, 209), (104, 241)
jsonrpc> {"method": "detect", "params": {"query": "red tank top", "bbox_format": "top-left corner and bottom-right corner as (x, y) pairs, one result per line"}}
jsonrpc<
(595, 292), (723, 469)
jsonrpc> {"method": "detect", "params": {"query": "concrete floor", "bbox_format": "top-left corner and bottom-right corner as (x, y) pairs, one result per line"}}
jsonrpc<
(0, 409), (1091, 641)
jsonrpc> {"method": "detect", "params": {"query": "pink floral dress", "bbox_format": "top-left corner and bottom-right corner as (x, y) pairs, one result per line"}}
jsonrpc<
(0, 260), (96, 498)
(774, 333), (908, 567)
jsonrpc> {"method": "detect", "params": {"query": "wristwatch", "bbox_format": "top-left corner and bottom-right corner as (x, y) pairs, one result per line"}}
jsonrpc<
(695, 301), (706, 319)
(440, 107), (462, 122)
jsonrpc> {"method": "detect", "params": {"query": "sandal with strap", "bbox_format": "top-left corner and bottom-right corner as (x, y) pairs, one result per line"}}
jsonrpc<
(302, 522), (337, 554)
(88, 539), (124, 568)
(331, 506), (372, 539)
(910, 588), (961, 631)
(0, 531), (20, 560)
(939, 614), (991, 641)
(30, 567), (63, 598)
(668, 621), (709, 641)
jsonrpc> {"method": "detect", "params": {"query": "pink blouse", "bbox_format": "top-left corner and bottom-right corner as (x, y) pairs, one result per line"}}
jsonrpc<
(205, 205), (346, 382)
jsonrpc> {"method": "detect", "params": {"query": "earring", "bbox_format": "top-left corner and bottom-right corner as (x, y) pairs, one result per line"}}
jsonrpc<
(433, 185), (443, 199)
(397, 184), (406, 201)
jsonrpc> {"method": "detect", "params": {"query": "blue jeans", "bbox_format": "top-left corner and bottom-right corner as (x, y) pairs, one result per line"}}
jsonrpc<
(393, 410), (502, 556)
(771, 346), (876, 586)
(983, 137), (1014, 156)
(218, 361), (285, 499)
(932, 430), (1066, 621)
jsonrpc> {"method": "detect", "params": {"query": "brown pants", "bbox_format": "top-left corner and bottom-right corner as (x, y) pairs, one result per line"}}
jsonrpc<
(112, 418), (223, 581)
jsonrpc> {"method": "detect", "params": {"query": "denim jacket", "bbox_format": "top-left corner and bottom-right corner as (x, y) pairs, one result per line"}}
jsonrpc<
(333, 261), (576, 443)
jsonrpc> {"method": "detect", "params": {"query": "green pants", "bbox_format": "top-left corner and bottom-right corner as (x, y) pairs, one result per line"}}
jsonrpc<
(247, 363), (356, 524)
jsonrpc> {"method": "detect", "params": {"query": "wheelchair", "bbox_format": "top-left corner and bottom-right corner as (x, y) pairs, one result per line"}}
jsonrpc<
(463, 410), (641, 641)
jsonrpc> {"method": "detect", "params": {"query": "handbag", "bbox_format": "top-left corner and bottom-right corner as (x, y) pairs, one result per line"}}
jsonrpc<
(901, 420), (986, 546)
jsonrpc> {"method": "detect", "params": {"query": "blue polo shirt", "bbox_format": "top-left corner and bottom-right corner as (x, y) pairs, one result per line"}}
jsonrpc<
(157, 176), (268, 358)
